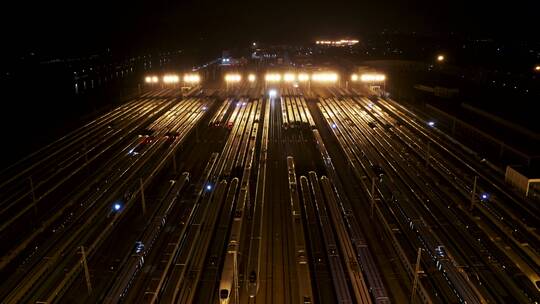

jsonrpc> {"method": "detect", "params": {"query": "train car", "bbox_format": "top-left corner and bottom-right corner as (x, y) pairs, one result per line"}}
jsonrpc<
(296, 97), (305, 125)
(219, 134), (256, 303)
(290, 96), (301, 125)
(237, 123), (258, 170)
(301, 97), (316, 129)
(287, 157), (297, 189)
(287, 98), (295, 128)
(103, 172), (189, 303)
(219, 187), (248, 304)
(211, 99), (232, 127)
(293, 176), (314, 304)
(219, 250), (236, 304)
(223, 103), (250, 176)
(308, 172), (353, 303)
(280, 97), (289, 129)
(214, 183), (238, 304)
(214, 102), (247, 176)
(312, 130), (331, 164)
(209, 98), (225, 126)
(295, 97), (308, 125)
(226, 100), (242, 129)
(246, 100), (270, 298)
(254, 98), (262, 122)
(320, 176), (373, 304)
(234, 101), (257, 168)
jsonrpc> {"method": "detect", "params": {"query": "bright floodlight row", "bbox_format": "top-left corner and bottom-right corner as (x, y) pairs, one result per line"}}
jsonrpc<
(261, 72), (338, 83)
(225, 72), (339, 83)
(144, 73), (201, 84)
(316, 39), (359, 46)
(225, 72), (385, 83)
(351, 73), (386, 82)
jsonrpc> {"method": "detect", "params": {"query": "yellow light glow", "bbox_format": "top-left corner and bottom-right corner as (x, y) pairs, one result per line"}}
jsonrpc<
(224, 73), (242, 83)
(163, 74), (179, 84)
(297, 73), (310, 82)
(437, 55), (445, 62)
(284, 73), (296, 82)
(265, 73), (281, 82)
(535, 65), (540, 71)
(145, 76), (159, 83)
(311, 72), (339, 82)
(351, 74), (359, 81)
(183, 73), (200, 83)
(360, 74), (386, 82)
(248, 74), (256, 82)
(316, 39), (359, 46)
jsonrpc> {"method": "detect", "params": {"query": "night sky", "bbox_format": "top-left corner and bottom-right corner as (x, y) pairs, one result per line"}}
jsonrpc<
(1, 0), (539, 57)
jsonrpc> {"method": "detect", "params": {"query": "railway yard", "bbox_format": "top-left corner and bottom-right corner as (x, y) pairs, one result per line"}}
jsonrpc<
(0, 78), (539, 303)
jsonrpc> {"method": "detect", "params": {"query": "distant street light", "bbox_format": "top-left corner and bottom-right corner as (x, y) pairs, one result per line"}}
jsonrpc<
(437, 55), (445, 62)
(535, 65), (540, 72)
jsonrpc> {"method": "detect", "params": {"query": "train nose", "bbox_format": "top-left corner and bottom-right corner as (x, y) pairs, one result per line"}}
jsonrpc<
(219, 289), (229, 300)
